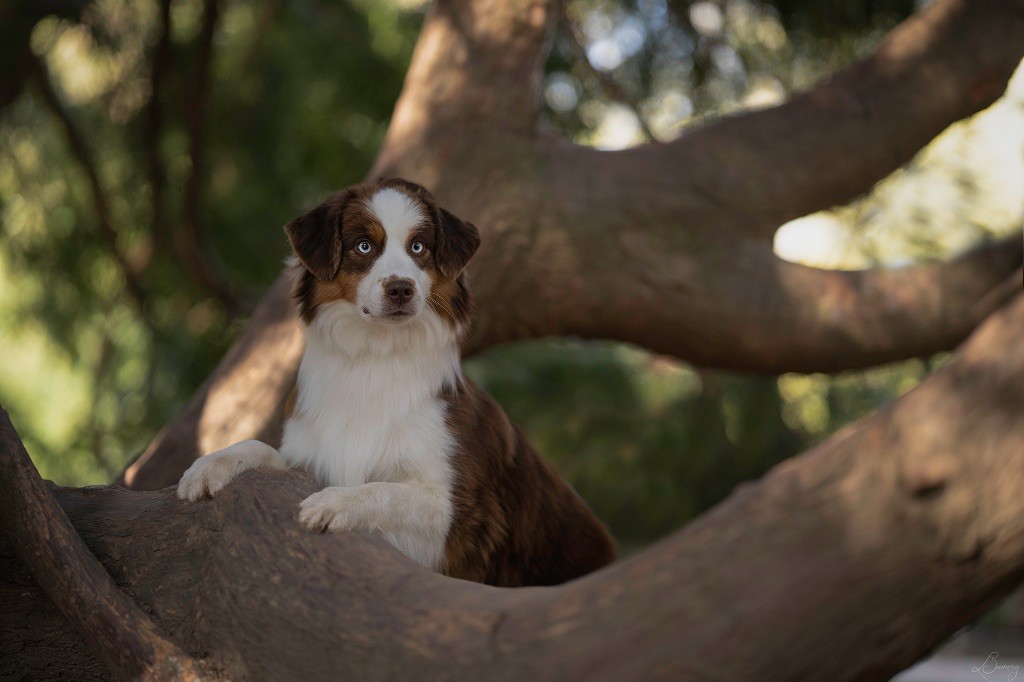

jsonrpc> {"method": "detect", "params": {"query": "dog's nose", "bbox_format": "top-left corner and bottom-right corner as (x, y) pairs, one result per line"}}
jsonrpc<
(384, 277), (416, 305)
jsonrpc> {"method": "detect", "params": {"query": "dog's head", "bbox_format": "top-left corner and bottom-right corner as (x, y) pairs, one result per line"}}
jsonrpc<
(285, 178), (480, 333)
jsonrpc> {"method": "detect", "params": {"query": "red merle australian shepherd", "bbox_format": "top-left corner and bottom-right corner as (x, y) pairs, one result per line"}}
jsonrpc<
(178, 178), (615, 586)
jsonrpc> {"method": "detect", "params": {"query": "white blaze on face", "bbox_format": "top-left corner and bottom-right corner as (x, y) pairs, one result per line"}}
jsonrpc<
(359, 188), (431, 319)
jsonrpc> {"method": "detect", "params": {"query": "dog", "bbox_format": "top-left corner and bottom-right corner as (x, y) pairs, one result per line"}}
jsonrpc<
(177, 177), (615, 586)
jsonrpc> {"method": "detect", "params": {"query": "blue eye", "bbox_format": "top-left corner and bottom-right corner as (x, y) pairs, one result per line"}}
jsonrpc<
(356, 240), (372, 254)
(411, 241), (424, 255)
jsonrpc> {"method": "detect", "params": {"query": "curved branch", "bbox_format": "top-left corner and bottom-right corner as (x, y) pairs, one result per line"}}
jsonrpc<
(481, 233), (1021, 374)
(375, 0), (559, 172)
(0, 407), (202, 680)
(371, 0), (1024, 374)
(21, 293), (1024, 679)
(119, 274), (302, 490)
(647, 0), (1024, 235)
(453, 130), (1023, 372)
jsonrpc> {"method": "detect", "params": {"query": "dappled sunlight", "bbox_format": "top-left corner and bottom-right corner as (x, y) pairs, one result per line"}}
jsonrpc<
(775, 59), (1024, 269)
(1, 0), (416, 485)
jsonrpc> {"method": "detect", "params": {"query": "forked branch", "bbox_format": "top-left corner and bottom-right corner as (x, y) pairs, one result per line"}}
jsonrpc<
(122, 0), (1024, 489)
(0, 407), (202, 680)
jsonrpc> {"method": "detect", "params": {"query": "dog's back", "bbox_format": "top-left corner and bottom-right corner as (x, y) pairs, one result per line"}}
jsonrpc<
(442, 379), (616, 586)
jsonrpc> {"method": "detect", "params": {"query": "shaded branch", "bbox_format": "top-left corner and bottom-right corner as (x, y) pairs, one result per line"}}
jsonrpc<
(178, 0), (244, 314)
(25, 294), (1024, 679)
(376, 0), (560, 170)
(119, 275), (302, 490)
(491, 228), (1023, 374)
(449, 120), (1024, 371)
(143, 0), (172, 263)
(653, 0), (1024, 235)
(0, 406), (202, 680)
(31, 56), (150, 313)
(374, 0), (1024, 371)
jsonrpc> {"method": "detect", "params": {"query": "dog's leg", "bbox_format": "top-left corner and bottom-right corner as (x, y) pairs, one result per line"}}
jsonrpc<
(177, 439), (288, 501)
(297, 482), (451, 538)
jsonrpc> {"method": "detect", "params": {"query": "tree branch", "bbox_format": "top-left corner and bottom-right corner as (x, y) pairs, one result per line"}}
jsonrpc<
(0, 406), (202, 680)
(472, 226), (1021, 373)
(375, 0), (560, 172)
(143, 0), (172, 264)
(119, 274), (302, 489)
(20, 293), (1024, 678)
(178, 0), (243, 313)
(656, 0), (1024, 235)
(31, 56), (151, 313)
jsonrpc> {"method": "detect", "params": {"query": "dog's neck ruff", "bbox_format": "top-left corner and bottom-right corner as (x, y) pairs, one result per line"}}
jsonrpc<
(306, 298), (460, 369)
(282, 299), (461, 487)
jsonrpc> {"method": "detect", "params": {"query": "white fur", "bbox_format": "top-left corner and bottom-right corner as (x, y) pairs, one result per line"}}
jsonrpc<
(177, 440), (287, 501)
(356, 188), (432, 320)
(284, 302), (459, 569)
(178, 190), (461, 571)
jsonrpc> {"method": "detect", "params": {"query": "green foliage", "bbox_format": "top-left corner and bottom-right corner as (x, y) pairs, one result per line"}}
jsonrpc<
(468, 341), (923, 551)
(0, 0), (420, 482)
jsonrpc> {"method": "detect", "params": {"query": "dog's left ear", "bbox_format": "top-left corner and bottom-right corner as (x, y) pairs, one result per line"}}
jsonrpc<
(435, 207), (481, 279)
(284, 192), (349, 282)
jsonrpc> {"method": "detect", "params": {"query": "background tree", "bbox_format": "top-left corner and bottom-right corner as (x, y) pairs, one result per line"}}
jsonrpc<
(1, 0), (1023, 678)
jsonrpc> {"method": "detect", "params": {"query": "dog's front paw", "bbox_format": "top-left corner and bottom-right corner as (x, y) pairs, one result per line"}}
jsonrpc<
(298, 488), (360, 533)
(177, 455), (238, 502)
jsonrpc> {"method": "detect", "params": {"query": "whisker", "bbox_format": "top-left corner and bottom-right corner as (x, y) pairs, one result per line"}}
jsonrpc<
(428, 293), (453, 316)
(428, 292), (456, 319)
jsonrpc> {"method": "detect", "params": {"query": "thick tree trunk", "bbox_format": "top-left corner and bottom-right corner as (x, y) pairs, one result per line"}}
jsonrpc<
(8, 0), (1024, 678)
(122, 0), (1024, 490)
(7, 293), (1024, 680)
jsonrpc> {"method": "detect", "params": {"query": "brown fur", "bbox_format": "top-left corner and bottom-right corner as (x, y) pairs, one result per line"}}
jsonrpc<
(287, 178), (615, 586)
(286, 179), (476, 330)
(442, 382), (616, 586)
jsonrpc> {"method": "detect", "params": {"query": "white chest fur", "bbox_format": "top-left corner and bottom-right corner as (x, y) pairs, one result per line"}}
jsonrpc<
(279, 301), (460, 568)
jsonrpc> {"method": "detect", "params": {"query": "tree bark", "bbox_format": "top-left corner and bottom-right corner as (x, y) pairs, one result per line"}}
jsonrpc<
(120, 276), (302, 489)
(0, 408), (203, 680)
(121, 0), (1024, 490)
(10, 292), (1024, 680)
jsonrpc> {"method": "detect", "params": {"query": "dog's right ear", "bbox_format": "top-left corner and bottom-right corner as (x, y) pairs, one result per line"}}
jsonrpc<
(284, 192), (349, 282)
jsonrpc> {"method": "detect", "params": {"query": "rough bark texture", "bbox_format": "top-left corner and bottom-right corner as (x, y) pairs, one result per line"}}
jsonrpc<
(6, 293), (1024, 680)
(0, 408), (203, 681)
(122, 0), (1024, 490)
